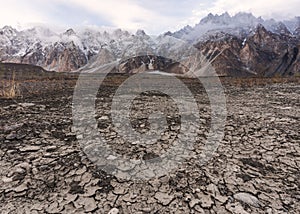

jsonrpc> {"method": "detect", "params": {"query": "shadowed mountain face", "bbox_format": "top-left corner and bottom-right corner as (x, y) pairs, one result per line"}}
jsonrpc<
(0, 13), (299, 77)
(118, 55), (188, 74)
(195, 25), (300, 77)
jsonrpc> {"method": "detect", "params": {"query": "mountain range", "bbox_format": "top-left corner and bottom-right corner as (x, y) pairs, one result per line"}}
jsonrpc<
(0, 12), (299, 77)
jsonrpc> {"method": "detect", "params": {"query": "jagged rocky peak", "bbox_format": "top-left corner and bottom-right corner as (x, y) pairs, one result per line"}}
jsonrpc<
(233, 12), (263, 25)
(163, 31), (172, 36)
(178, 25), (193, 33)
(274, 22), (291, 35)
(135, 29), (152, 41)
(23, 26), (58, 40)
(0, 25), (18, 37)
(169, 12), (268, 42)
(255, 23), (269, 33)
(109, 28), (131, 39)
(112, 28), (124, 37)
(170, 25), (193, 38)
(0, 11), (300, 77)
(136, 29), (146, 36)
(63, 28), (76, 36)
(102, 30), (110, 38)
(199, 12), (231, 25)
(198, 12), (260, 26)
(194, 18), (300, 77)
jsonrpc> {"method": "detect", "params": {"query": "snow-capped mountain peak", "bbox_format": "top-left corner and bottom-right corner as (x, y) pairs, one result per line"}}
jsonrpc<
(63, 28), (76, 36)
(169, 12), (299, 43)
(0, 25), (159, 71)
(0, 12), (299, 76)
(0, 25), (18, 37)
(136, 29), (147, 36)
(199, 12), (231, 25)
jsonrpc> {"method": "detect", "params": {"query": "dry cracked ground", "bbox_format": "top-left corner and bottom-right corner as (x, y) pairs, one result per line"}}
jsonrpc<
(0, 75), (299, 213)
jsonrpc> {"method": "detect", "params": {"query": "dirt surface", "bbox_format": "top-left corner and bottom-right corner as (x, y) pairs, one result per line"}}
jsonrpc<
(0, 75), (299, 213)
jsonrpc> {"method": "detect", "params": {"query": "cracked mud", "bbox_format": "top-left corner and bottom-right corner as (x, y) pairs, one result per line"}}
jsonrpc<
(0, 76), (299, 213)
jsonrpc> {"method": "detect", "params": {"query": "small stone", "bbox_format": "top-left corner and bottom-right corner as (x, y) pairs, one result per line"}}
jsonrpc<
(100, 115), (109, 120)
(195, 188), (201, 193)
(83, 197), (97, 212)
(77, 134), (83, 140)
(4, 123), (23, 132)
(2, 176), (13, 183)
(81, 172), (92, 185)
(76, 166), (86, 175)
(215, 194), (228, 203)
(155, 192), (174, 205)
(84, 186), (99, 197)
(31, 203), (44, 211)
(225, 202), (249, 214)
(113, 185), (128, 195)
(108, 208), (119, 214)
(45, 145), (57, 151)
(234, 192), (262, 208)
(20, 146), (40, 152)
(141, 207), (152, 212)
(199, 194), (214, 208)
(64, 194), (78, 203)
(194, 205), (205, 213)
(189, 199), (201, 208)
(46, 201), (63, 214)
(19, 103), (35, 108)
(6, 132), (17, 140)
(107, 155), (117, 160)
(16, 162), (31, 170)
(13, 183), (28, 193)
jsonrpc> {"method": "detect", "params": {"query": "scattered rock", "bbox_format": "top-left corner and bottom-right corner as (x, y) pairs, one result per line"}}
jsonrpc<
(81, 197), (97, 212)
(199, 194), (214, 208)
(0, 76), (298, 214)
(226, 201), (250, 214)
(6, 132), (17, 140)
(2, 176), (13, 183)
(13, 183), (28, 193)
(19, 103), (35, 108)
(20, 146), (40, 152)
(108, 208), (119, 214)
(155, 192), (174, 205)
(4, 123), (24, 132)
(234, 192), (262, 208)
(189, 199), (201, 208)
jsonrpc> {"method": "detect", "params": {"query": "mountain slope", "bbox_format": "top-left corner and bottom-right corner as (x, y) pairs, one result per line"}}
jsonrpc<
(169, 12), (300, 43)
(0, 12), (300, 77)
(194, 24), (300, 77)
(169, 13), (300, 77)
(0, 26), (150, 72)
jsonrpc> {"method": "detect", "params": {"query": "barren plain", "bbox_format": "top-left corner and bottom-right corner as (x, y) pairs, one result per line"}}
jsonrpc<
(0, 74), (299, 213)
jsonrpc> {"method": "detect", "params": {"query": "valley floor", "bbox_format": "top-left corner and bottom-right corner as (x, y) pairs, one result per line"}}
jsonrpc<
(0, 75), (299, 213)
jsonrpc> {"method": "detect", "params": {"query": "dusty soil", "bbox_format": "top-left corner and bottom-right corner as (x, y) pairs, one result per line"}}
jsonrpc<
(0, 74), (299, 213)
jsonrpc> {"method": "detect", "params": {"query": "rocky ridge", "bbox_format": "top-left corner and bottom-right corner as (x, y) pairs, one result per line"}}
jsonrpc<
(0, 13), (300, 76)
(170, 13), (300, 77)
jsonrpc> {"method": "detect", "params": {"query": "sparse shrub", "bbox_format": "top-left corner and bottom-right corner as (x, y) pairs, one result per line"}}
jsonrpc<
(0, 71), (20, 98)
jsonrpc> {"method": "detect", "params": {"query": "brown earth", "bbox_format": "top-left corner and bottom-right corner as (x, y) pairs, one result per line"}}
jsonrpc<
(0, 73), (299, 213)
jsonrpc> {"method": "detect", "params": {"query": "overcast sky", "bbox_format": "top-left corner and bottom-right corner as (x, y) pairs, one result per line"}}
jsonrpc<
(0, 0), (299, 34)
